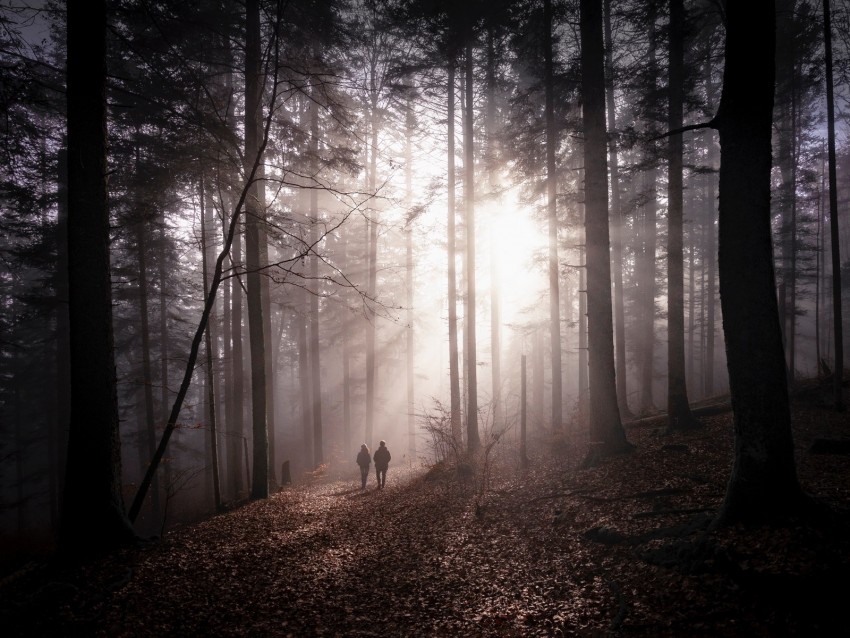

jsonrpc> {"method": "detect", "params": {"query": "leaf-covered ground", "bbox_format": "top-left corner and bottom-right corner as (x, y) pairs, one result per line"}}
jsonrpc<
(3, 390), (850, 637)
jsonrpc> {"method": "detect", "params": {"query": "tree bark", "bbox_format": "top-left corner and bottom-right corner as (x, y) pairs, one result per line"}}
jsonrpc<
(580, 0), (631, 456)
(603, 0), (631, 418)
(823, 0), (844, 411)
(309, 97), (323, 469)
(61, 0), (136, 554)
(666, 0), (697, 430)
(245, 0), (268, 498)
(447, 62), (462, 442)
(544, 0), (563, 431)
(464, 41), (481, 453)
(713, 0), (805, 525)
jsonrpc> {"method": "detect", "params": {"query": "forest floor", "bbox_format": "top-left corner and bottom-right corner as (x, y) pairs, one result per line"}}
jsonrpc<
(3, 385), (850, 637)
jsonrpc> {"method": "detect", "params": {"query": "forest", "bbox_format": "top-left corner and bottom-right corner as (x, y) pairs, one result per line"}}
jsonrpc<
(2, 0), (850, 635)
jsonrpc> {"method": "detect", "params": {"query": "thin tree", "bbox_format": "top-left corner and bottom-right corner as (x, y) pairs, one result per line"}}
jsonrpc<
(822, 0), (844, 411)
(603, 0), (630, 418)
(447, 60), (462, 442)
(544, 0), (563, 431)
(666, 0), (697, 430)
(464, 40), (481, 453)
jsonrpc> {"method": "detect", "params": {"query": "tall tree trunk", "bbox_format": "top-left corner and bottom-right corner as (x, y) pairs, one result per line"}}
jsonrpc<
(309, 97), (323, 469)
(365, 100), (379, 445)
(579, 241), (588, 417)
(603, 0), (630, 418)
(54, 147), (70, 531)
(703, 60), (718, 396)
(520, 354), (528, 468)
(297, 295), (313, 467)
(61, 0), (135, 554)
(464, 41), (481, 453)
(135, 214), (161, 517)
(341, 231), (352, 456)
(486, 28), (502, 430)
(244, 0), (268, 498)
(230, 220), (245, 496)
(580, 0), (631, 457)
(638, 7), (659, 414)
(713, 0), (805, 524)
(666, 0), (696, 430)
(405, 84), (416, 460)
(447, 62), (462, 442)
(201, 176), (222, 510)
(823, 0), (844, 411)
(544, 0), (563, 431)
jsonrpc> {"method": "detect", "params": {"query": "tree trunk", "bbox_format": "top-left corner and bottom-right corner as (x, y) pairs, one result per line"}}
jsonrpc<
(447, 62), (462, 442)
(713, 0), (805, 525)
(309, 97), (323, 469)
(244, 0), (268, 498)
(135, 213), (161, 517)
(365, 101), (379, 445)
(405, 84), (416, 460)
(486, 28), (502, 431)
(201, 176), (222, 510)
(603, 0), (630, 419)
(823, 0), (844, 411)
(544, 0), (563, 431)
(580, 0), (631, 457)
(666, 0), (696, 430)
(464, 41), (480, 453)
(60, 0), (135, 554)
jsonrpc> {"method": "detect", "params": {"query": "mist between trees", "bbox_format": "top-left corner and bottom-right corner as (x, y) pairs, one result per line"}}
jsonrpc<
(1, 0), (849, 553)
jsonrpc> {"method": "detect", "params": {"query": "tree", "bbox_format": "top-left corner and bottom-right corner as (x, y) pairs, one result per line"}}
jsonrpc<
(712, 0), (807, 524)
(60, 0), (136, 554)
(579, 0), (631, 459)
(603, 0), (631, 419)
(666, 0), (697, 430)
(544, 0), (563, 431)
(245, 0), (269, 498)
(822, 0), (844, 411)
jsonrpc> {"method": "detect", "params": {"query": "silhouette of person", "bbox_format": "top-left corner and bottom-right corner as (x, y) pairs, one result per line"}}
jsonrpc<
(373, 440), (391, 489)
(356, 444), (371, 490)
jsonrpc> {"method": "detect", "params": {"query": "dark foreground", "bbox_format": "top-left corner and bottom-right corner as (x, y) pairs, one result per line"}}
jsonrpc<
(3, 391), (850, 636)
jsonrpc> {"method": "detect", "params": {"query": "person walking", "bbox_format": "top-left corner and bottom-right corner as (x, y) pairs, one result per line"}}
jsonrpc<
(356, 444), (371, 490)
(373, 440), (391, 489)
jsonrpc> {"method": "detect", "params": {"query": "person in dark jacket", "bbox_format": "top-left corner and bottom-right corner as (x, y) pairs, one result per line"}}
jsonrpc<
(373, 440), (391, 489)
(356, 444), (371, 490)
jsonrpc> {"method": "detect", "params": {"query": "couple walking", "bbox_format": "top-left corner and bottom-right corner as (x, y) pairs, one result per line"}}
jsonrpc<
(356, 441), (391, 490)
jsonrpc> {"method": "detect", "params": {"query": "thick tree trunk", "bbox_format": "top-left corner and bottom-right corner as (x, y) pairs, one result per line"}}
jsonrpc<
(713, 0), (805, 525)
(61, 0), (135, 554)
(580, 0), (631, 457)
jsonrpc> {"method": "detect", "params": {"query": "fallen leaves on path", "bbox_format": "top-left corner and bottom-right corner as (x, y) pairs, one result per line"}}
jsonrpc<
(3, 394), (850, 636)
